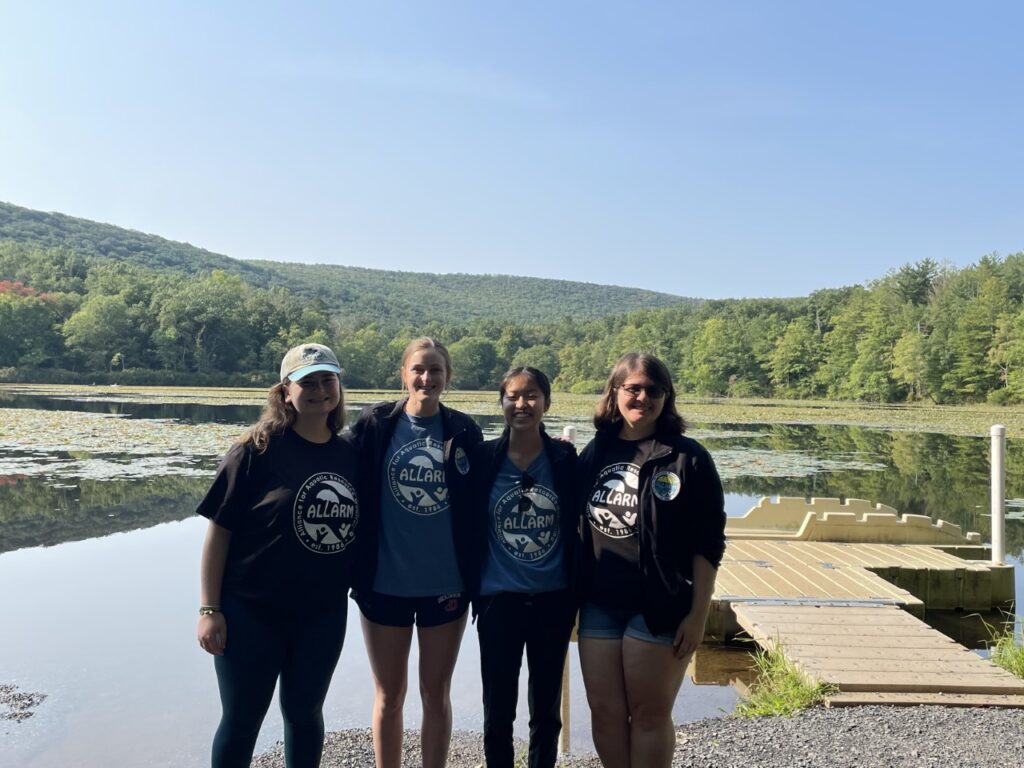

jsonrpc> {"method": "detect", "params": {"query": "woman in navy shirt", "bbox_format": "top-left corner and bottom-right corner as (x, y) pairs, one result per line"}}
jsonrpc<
(468, 366), (578, 768)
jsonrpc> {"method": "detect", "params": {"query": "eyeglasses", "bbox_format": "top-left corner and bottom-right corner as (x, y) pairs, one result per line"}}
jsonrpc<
(617, 384), (667, 399)
(519, 473), (535, 512)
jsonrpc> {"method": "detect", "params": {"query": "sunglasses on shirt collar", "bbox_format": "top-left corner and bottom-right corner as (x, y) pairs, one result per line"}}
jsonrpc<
(518, 473), (535, 512)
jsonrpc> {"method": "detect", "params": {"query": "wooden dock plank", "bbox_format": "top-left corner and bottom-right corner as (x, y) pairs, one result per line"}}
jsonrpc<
(732, 603), (1024, 700)
(825, 692), (1024, 708)
(717, 540), (1009, 614)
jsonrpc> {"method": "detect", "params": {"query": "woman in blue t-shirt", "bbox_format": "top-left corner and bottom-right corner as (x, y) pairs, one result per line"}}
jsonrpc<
(349, 337), (482, 768)
(196, 343), (360, 768)
(467, 366), (578, 768)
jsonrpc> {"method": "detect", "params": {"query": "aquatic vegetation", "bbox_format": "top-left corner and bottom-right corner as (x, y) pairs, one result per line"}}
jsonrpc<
(733, 643), (837, 717)
(0, 408), (243, 457)
(4, 384), (1024, 437)
(712, 448), (886, 480)
(985, 615), (1024, 679)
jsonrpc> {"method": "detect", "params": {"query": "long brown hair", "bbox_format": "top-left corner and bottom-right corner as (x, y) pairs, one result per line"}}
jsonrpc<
(238, 378), (347, 453)
(593, 352), (686, 435)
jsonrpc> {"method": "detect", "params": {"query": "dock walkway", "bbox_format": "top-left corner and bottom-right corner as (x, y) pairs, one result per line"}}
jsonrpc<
(732, 603), (1024, 707)
(709, 514), (1021, 706)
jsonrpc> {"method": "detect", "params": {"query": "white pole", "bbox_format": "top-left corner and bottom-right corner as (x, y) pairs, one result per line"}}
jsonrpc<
(560, 424), (576, 755)
(991, 425), (1006, 564)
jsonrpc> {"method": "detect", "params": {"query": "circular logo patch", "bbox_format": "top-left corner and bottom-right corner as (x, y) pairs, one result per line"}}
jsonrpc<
(586, 462), (640, 539)
(652, 470), (681, 501)
(388, 438), (449, 516)
(294, 472), (359, 554)
(493, 483), (560, 562)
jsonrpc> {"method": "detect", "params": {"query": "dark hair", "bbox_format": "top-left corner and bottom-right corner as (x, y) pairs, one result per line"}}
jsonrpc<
(593, 352), (686, 435)
(498, 366), (552, 411)
(400, 336), (453, 388)
(238, 376), (346, 453)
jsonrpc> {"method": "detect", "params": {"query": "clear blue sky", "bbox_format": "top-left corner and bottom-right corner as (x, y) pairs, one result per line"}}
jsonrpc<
(1, 1), (1021, 299)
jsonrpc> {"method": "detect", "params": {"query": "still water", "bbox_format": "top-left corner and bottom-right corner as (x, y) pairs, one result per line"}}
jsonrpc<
(1, 391), (1021, 767)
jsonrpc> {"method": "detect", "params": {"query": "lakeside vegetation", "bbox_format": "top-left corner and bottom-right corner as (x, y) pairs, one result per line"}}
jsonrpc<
(733, 644), (837, 717)
(6, 384), (1024, 437)
(3, 202), (1024, 406)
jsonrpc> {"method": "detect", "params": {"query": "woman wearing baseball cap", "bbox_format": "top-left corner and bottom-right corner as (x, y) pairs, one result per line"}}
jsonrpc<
(196, 343), (362, 768)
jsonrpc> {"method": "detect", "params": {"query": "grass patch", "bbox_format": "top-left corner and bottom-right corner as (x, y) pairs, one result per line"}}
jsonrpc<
(986, 615), (1024, 678)
(733, 643), (837, 717)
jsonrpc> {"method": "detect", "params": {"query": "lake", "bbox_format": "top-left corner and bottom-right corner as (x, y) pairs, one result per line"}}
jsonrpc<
(1, 386), (1021, 767)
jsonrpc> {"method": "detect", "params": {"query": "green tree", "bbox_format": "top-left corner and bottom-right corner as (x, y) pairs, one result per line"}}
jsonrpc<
(62, 294), (135, 371)
(449, 336), (498, 390)
(0, 293), (62, 367)
(769, 318), (824, 398)
(941, 275), (1007, 400)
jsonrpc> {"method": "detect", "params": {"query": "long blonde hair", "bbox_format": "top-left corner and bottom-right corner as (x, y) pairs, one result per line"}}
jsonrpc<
(238, 379), (347, 453)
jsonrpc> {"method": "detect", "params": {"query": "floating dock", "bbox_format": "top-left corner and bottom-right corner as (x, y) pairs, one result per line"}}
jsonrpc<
(708, 497), (1021, 706)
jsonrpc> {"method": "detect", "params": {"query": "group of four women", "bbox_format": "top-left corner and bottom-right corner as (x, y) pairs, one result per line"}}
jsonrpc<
(196, 337), (727, 768)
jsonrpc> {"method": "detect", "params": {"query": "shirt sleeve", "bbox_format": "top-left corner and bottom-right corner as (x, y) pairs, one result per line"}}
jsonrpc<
(195, 442), (255, 531)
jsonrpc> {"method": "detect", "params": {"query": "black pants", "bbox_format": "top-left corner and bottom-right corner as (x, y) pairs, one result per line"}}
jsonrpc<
(476, 590), (576, 768)
(211, 594), (347, 768)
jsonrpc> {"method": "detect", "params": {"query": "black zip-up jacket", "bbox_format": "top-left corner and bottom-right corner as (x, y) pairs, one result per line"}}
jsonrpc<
(466, 426), (579, 608)
(349, 398), (483, 594)
(578, 428), (726, 636)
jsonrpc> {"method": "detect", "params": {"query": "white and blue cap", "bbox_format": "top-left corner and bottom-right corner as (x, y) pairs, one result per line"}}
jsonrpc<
(280, 343), (342, 383)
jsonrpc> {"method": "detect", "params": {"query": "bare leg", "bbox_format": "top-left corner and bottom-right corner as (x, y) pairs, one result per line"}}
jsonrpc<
(622, 637), (688, 768)
(417, 615), (467, 768)
(361, 616), (414, 768)
(579, 637), (630, 768)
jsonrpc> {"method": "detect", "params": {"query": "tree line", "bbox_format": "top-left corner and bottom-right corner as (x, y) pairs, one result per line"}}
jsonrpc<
(2, 239), (1024, 403)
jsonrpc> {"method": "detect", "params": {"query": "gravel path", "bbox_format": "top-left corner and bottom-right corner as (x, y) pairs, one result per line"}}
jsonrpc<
(253, 705), (1024, 767)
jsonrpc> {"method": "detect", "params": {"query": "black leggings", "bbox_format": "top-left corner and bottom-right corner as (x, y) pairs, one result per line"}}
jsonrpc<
(212, 595), (347, 768)
(476, 590), (576, 768)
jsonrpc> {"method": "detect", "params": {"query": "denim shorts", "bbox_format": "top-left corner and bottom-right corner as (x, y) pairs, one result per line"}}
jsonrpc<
(577, 601), (676, 646)
(353, 589), (468, 628)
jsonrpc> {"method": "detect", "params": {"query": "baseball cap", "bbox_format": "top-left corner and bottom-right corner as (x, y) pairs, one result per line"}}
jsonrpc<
(280, 343), (342, 383)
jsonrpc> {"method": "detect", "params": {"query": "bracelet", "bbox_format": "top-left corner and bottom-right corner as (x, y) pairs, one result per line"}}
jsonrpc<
(199, 606), (221, 616)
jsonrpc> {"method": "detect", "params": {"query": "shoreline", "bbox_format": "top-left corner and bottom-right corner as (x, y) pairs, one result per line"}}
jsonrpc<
(253, 705), (1024, 767)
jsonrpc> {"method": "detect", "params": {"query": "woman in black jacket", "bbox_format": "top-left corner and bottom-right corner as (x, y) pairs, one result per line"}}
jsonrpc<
(577, 353), (726, 768)
(468, 366), (578, 768)
(349, 336), (483, 768)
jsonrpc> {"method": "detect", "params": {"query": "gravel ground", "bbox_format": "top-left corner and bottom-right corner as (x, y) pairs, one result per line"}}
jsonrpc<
(252, 705), (1024, 767)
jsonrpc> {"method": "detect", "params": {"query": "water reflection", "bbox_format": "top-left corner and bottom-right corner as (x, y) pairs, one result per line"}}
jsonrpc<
(700, 422), (1024, 556)
(0, 518), (737, 768)
(0, 391), (263, 425)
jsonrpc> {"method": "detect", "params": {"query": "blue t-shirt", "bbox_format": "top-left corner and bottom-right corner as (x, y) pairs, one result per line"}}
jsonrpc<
(374, 412), (464, 596)
(480, 451), (567, 595)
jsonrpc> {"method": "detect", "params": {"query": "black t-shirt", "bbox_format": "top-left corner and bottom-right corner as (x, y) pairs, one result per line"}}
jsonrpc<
(584, 437), (656, 611)
(197, 429), (361, 607)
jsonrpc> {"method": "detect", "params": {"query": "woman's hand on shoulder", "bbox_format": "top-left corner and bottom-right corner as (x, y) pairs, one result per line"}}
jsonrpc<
(197, 612), (227, 656)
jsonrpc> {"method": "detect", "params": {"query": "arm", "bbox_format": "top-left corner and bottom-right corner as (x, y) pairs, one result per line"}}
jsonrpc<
(672, 553), (717, 660)
(197, 520), (231, 656)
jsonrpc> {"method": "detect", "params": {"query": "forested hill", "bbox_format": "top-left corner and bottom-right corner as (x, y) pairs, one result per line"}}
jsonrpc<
(4, 201), (1024, 406)
(247, 259), (689, 327)
(0, 201), (273, 282)
(0, 201), (691, 325)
